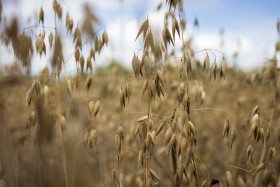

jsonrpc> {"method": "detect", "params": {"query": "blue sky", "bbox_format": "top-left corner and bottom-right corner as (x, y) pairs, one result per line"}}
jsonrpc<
(0, 0), (279, 74)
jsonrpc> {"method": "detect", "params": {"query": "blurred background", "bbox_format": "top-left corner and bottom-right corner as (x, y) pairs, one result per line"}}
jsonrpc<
(0, 0), (279, 74)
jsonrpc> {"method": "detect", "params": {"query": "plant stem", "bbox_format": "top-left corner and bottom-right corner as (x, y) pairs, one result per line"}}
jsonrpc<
(145, 77), (151, 187)
(54, 11), (69, 187)
(57, 75), (69, 187)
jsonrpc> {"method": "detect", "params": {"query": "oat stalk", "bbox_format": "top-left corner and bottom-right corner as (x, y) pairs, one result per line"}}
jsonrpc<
(145, 77), (151, 187)
(55, 11), (69, 187)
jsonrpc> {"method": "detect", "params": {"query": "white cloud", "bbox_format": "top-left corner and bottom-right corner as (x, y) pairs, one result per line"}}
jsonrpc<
(192, 30), (275, 70)
(0, 0), (278, 76)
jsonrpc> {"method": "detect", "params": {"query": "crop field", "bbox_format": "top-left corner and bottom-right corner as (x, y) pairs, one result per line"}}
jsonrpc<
(0, 0), (280, 187)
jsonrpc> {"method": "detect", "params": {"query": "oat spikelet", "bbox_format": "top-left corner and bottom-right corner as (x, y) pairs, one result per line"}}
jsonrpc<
(178, 59), (184, 79)
(102, 30), (108, 45)
(143, 56), (151, 78)
(67, 77), (73, 96)
(48, 32), (53, 49)
(90, 48), (95, 61)
(93, 100), (100, 117)
(225, 171), (232, 186)
(185, 147), (192, 167)
(88, 100), (94, 115)
(115, 134), (121, 163)
(57, 4), (62, 19)
(237, 177), (245, 187)
(144, 31), (154, 50)
(138, 150), (143, 168)
(203, 52), (210, 71)
(83, 131), (89, 148)
(177, 82), (185, 105)
(250, 105), (259, 118)
(87, 56), (92, 73)
(229, 127), (236, 148)
(74, 48), (80, 63)
(66, 11), (70, 27)
(186, 55), (192, 72)
(149, 169), (160, 184)
(168, 133), (176, 150)
(135, 18), (149, 41)
(172, 17), (180, 42)
(222, 118), (230, 138)
(156, 121), (166, 136)
(180, 19), (186, 30)
(165, 126), (173, 145)
(26, 88), (33, 106)
(53, 0), (57, 11)
(210, 58), (217, 80)
(39, 7), (44, 24)
(84, 74), (93, 91)
(251, 162), (267, 177)
(35, 34), (44, 56)
(68, 19), (73, 33)
(132, 53), (140, 78)
(90, 129), (97, 148)
(220, 57), (227, 79)
(268, 146), (276, 162)
(162, 26), (174, 49)
(118, 125), (124, 141)
(80, 55), (85, 74)
(61, 115), (66, 130)
(119, 87), (125, 109)
(32, 79), (41, 95)
(125, 80), (132, 101)
(247, 145), (254, 166)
